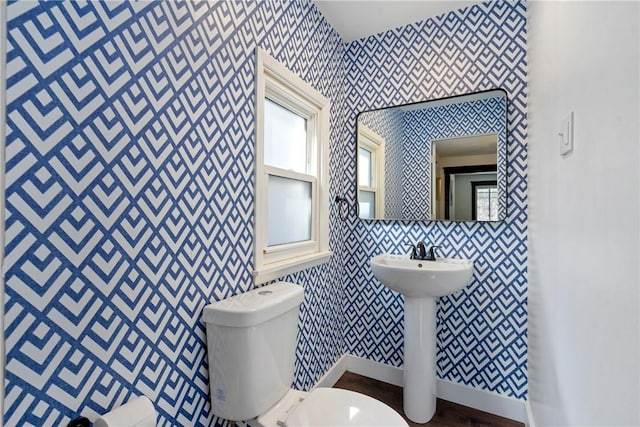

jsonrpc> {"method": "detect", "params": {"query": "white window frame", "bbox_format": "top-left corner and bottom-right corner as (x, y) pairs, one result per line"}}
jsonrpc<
(254, 48), (331, 284)
(357, 123), (385, 218)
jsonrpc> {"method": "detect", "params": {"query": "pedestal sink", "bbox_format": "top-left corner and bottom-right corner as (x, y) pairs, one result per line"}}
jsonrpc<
(370, 254), (473, 423)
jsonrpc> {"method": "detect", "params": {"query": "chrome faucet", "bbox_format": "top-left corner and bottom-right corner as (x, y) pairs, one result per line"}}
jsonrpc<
(406, 241), (440, 261)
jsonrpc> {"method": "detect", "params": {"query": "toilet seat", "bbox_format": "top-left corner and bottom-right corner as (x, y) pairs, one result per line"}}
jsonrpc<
(256, 388), (408, 427)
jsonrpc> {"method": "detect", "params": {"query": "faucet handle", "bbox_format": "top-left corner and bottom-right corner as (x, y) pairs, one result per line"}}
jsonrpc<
(427, 245), (441, 261)
(405, 242), (417, 259)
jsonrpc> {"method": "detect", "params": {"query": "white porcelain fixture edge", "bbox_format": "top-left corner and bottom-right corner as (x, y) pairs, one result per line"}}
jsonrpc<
(370, 253), (473, 297)
(370, 253), (474, 423)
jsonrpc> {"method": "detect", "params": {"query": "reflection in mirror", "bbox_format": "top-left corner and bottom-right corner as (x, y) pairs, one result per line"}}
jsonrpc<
(356, 89), (507, 221)
(357, 123), (386, 219)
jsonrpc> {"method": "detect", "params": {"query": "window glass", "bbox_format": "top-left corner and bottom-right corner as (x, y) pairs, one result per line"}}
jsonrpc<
(268, 175), (312, 246)
(264, 99), (307, 173)
(358, 147), (372, 187)
(475, 185), (498, 221)
(358, 190), (376, 219)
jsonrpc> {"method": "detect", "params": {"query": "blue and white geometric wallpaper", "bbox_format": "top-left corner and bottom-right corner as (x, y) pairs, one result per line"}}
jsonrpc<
(2, 0), (527, 425)
(341, 0), (527, 399)
(3, 1), (346, 425)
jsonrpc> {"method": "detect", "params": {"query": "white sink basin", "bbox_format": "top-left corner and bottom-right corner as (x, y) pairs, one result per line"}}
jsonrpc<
(370, 254), (473, 297)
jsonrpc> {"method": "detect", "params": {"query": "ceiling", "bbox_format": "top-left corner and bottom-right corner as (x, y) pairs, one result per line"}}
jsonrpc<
(435, 134), (498, 157)
(313, 1), (481, 42)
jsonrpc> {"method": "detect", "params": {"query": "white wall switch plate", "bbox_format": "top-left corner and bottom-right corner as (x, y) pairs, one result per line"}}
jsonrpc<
(559, 112), (574, 156)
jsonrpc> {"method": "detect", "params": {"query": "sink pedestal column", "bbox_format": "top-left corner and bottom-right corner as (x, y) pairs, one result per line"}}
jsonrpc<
(403, 296), (437, 423)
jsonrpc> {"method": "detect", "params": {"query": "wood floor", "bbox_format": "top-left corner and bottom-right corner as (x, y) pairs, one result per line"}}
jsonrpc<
(333, 372), (524, 427)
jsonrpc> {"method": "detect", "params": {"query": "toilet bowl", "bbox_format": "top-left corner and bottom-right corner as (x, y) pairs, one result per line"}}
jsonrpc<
(254, 388), (407, 427)
(203, 282), (408, 427)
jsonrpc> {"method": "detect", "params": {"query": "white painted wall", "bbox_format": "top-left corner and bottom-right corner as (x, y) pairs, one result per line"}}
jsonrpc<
(528, 2), (640, 425)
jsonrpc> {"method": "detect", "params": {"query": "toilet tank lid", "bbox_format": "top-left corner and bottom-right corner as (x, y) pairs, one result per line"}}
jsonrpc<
(202, 281), (304, 327)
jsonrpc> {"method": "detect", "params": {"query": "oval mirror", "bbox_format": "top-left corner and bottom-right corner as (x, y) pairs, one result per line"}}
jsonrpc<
(356, 89), (507, 221)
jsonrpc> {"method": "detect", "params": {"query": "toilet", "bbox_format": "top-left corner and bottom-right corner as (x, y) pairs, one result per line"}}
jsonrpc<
(203, 281), (408, 427)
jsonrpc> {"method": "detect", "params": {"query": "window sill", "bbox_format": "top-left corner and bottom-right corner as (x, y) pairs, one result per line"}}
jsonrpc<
(254, 250), (332, 284)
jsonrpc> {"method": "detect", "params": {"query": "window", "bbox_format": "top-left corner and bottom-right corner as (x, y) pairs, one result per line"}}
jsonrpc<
(472, 181), (498, 221)
(254, 49), (331, 284)
(357, 124), (385, 219)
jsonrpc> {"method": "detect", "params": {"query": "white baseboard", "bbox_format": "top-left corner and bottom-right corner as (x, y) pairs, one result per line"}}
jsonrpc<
(344, 354), (404, 387)
(317, 354), (528, 424)
(314, 354), (347, 388)
(525, 400), (536, 427)
(437, 376), (527, 423)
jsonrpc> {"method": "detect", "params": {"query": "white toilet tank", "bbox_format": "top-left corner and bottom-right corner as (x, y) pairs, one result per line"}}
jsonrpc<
(203, 281), (304, 422)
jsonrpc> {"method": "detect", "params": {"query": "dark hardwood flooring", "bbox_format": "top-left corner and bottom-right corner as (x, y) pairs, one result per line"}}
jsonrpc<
(333, 372), (524, 427)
